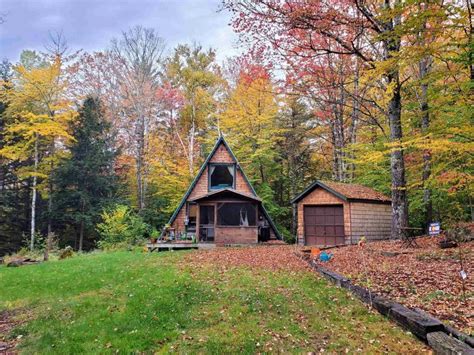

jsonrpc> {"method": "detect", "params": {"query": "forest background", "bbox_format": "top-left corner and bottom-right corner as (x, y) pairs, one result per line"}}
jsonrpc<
(0, 0), (472, 254)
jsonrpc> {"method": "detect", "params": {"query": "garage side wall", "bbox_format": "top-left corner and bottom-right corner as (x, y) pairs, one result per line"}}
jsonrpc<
(349, 202), (391, 243)
(296, 188), (350, 246)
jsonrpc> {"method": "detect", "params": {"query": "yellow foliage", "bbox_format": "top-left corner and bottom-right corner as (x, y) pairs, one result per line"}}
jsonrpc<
(219, 75), (281, 184)
(0, 57), (77, 188)
(146, 131), (195, 212)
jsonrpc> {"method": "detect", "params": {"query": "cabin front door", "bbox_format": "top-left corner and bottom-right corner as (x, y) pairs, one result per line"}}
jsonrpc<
(199, 205), (215, 242)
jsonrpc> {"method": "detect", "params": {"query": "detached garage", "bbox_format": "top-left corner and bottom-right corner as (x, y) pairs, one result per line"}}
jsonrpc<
(291, 180), (392, 247)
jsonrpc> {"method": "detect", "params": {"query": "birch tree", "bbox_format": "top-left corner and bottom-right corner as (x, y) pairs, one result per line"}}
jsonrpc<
(111, 26), (165, 211)
(0, 57), (76, 250)
(163, 44), (222, 176)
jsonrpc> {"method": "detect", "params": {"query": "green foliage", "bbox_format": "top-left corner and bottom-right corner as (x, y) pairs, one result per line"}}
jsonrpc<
(19, 50), (47, 70)
(164, 43), (222, 134)
(140, 185), (171, 230)
(96, 205), (148, 249)
(2, 12), (472, 254)
(52, 96), (120, 250)
(19, 232), (47, 251)
(0, 60), (31, 256)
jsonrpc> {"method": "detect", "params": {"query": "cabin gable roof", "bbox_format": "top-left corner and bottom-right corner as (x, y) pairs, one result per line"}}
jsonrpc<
(168, 135), (281, 239)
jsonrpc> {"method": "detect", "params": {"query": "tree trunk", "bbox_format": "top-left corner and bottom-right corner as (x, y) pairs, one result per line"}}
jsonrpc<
(348, 62), (360, 182)
(292, 203), (297, 244)
(388, 77), (408, 239)
(79, 219), (84, 252)
(44, 139), (55, 261)
(466, 0), (473, 82)
(338, 76), (346, 182)
(189, 120), (195, 176)
(384, 0), (408, 240)
(30, 135), (38, 251)
(419, 56), (433, 230)
(330, 119), (339, 181)
(44, 233), (52, 261)
(136, 115), (145, 211)
(259, 160), (265, 184)
(47, 141), (54, 235)
(189, 93), (196, 176)
(331, 107), (345, 182)
(78, 198), (85, 252)
(289, 149), (298, 241)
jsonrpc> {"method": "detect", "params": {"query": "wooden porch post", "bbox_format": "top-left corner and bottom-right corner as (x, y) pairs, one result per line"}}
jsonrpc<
(196, 203), (200, 242)
(256, 202), (259, 243)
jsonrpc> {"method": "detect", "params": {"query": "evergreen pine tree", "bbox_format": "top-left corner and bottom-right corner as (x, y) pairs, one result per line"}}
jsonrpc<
(53, 96), (119, 251)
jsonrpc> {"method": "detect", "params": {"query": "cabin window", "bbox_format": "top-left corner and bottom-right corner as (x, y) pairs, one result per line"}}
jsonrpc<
(209, 164), (235, 190)
(217, 203), (256, 226)
(186, 203), (197, 232)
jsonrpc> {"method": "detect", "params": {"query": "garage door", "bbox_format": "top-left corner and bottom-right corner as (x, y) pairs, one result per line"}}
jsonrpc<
(304, 205), (345, 246)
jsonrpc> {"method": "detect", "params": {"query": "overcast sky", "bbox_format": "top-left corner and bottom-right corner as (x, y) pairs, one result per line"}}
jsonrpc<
(0, 0), (241, 63)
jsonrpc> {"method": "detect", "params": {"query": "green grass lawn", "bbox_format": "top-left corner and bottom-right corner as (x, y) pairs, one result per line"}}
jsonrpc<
(0, 250), (427, 353)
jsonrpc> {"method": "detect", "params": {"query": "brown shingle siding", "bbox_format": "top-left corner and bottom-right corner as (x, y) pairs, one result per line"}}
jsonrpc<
(170, 139), (268, 240)
(215, 226), (258, 245)
(349, 202), (391, 243)
(295, 184), (392, 246)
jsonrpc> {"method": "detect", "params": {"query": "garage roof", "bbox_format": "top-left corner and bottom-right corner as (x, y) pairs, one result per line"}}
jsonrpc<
(291, 180), (391, 204)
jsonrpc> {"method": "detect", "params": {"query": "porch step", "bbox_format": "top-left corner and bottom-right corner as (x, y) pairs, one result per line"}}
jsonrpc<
(147, 243), (215, 252)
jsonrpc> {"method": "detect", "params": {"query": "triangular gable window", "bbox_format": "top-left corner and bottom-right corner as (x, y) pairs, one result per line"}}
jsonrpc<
(209, 163), (235, 190)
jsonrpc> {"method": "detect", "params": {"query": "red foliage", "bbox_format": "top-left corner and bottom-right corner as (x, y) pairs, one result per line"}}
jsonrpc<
(230, 53), (273, 87)
(155, 81), (185, 114)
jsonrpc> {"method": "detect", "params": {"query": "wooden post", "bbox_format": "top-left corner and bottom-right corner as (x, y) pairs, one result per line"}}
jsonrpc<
(292, 203), (297, 244)
(255, 202), (259, 243)
(196, 203), (200, 242)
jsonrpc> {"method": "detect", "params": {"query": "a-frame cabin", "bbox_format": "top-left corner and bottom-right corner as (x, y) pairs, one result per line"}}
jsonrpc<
(168, 136), (281, 246)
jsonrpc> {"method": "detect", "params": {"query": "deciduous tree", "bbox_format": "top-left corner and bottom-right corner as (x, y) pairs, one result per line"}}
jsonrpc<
(0, 56), (76, 250)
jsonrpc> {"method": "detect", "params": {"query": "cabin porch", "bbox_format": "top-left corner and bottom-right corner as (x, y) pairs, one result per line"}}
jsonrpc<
(153, 189), (274, 250)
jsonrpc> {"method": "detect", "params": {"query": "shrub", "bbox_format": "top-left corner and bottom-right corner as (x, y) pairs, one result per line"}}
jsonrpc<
(96, 205), (149, 250)
(21, 232), (46, 251)
(59, 246), (75, 259)
(280, 227), (295, 244)
(446, 223), (473, 243)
